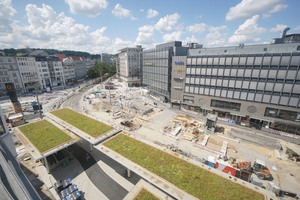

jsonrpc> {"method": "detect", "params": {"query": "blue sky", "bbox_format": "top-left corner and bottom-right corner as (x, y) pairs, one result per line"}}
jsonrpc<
(1, 0), (299, 54)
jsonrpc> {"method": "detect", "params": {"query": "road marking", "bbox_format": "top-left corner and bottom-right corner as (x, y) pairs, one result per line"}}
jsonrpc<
(70, 94), (79, 107)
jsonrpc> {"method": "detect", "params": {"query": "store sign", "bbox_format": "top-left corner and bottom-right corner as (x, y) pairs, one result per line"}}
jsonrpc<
(145, 63), (152, 66)
(175, 61), (184, 65)
(5, 83), (18, 103)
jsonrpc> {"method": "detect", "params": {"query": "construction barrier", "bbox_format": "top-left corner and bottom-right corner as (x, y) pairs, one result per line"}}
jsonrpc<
(215, 162), (236, 176)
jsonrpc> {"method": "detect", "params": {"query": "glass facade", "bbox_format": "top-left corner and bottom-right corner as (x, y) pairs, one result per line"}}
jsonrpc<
(142, 48), (172, 99)
(185, 54), (300, 108)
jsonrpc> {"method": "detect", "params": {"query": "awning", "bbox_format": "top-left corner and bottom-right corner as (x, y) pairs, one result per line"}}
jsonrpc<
(201, 107), (213, 111)
(250, 116), (274, 122)
(230, 113), (246, 117)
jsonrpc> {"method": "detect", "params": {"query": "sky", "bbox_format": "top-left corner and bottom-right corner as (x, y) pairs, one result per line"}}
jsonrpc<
(0, 0), (300, 54)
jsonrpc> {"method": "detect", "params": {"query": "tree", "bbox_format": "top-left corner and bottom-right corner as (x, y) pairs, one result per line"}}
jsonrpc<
(87, 61), (116, 79)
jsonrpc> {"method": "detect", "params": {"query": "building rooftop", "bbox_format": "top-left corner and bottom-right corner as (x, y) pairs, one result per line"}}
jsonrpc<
(0, 137), (41, 200)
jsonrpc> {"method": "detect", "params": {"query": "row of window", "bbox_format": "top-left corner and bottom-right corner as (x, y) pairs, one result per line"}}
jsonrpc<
(185, 80), (299, 94)
(265, 107), (300, 122)
(143, 67), (169, 75)
(186, 67), (300, 80)
(210, 99), (241, 111)
(187, 55), (300, 66)
(186, 75), (298, 84)
(17, 57), (35, 61)
(184, 85), (299, 107)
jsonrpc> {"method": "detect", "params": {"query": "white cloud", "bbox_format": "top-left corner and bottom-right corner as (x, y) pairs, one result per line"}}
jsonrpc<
(147, 9), (159, 18)
(163, 31), (182, 42)
(293, 26), (300, 31)
(135, 25), (154, 45)
(112, 4), (136, 20)
(65, 0), (108, 17)
(205, 31), (226, 47)
(140, 9), (144, 12)
(208, 25), (227, 32)
(186, 23), (206, 33)
(226, 0), (287, 21)
(0, 0), (16, 35)
(270, 24), (288, 32)
(228, 15), (267, 44)
(0, 3), (134, 54)
(155, 13), (180, 33)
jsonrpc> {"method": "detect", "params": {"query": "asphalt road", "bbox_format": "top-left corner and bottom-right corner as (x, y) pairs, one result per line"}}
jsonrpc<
(69, 144), (128, 200)
(61, 84), (141, 199)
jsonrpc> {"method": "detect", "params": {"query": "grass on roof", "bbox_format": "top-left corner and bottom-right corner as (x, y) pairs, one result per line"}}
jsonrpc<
(51, 108), (113, 138)
(18, 120), (72, 153)
(134, 189), (159, 200)
(104, 134), (264, 200)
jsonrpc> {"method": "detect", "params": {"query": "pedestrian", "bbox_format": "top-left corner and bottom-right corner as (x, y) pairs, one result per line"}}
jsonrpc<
(85, 152), (90, 161)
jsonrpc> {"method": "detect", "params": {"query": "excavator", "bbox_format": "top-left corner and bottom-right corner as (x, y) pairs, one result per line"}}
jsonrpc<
(237, 159), (271, 180)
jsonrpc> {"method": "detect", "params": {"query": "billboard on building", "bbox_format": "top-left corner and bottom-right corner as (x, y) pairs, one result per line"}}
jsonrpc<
(5, 83), (18, 103)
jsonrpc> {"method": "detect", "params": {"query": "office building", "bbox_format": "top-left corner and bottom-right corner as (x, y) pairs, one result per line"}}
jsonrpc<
(171, 32), (300, 135)
(0, 56), (24, 95)
(118, 45), (143, 86)
(35, 56), (52, 90)
(16, 56), (40, 92)
(68, 56), (87, 79)
(142, 41), (189, 101)
(55, 54), (76, 84)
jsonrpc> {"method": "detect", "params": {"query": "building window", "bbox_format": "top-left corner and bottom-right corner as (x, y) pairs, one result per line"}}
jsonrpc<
(211, 99), (241, 111)
(263, 48), (268, 51)
(265, 107), (300, 122)
(297, 45), (300, 51)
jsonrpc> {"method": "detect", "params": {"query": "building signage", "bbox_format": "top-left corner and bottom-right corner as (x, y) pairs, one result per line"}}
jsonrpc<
(12, 101), (22, 112)
(175, 61), (184, 65)
(145, 63), (152, 66)
(5, 83), (18, 103)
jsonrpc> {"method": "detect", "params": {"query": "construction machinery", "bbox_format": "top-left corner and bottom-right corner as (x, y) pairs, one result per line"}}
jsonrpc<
(237, 159), (271, 180)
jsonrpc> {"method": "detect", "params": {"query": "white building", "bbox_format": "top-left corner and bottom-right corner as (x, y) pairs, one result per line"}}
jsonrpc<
(0, 56), (23, 95)
(62, 58), (76, 84)
(16, 56), (40, 92)
(35, 57), (52, 90)
(52, 57), (65, 86)
(118, 45), (143, 87)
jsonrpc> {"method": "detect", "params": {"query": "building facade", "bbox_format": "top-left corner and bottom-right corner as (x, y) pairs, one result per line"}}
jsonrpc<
(142, 41), (188, 101)
(69, 56), (87, 79)
(118, 45), (143, 87)
(16, 56), (40, 92)
(35, 57), (52, 90)
(0, 56), (23, 95)
(171, 36), (300, 135)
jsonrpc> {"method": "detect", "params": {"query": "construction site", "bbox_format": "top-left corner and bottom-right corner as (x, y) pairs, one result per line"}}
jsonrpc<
(2, 78), (300, 199)
(82, 79), (300, 199)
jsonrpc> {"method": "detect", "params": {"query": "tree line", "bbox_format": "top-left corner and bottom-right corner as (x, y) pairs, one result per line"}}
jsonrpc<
(87, 61), (116, 79)
(1, 48), (100, 59)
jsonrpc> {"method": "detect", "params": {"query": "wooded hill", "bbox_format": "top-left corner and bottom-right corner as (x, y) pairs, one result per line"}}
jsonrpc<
(0, 48), (101, 59)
